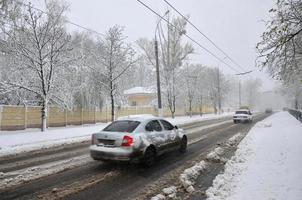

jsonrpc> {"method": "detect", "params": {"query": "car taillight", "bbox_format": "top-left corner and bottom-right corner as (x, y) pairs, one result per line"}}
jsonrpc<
(121, 135), (133, 147)
(91, 134), (97, 145)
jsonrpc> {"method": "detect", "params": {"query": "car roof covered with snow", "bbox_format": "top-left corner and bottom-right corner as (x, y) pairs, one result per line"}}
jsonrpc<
(235, 109), (250, 112)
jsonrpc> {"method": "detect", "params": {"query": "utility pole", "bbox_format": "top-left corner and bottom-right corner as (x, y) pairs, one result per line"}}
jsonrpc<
(154, 40), (162, 116)
(154, 10), (169, 117)
(217, 68), (221, 114)
(235, 70), (252, 109)
(239, 80), (241, 108)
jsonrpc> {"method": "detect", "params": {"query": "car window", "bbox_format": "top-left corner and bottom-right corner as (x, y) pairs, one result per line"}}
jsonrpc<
(103, 120), (140, 132)
(145, 120), (162, 132)
(160, 120), (174, 130)
(235, 111), (248, 114)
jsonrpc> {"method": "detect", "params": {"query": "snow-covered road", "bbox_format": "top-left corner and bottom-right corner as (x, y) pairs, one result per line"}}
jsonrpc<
(0, 115), (234, 191)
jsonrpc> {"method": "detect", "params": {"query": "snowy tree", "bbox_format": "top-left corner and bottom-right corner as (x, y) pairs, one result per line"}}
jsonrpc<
(138, 15), (194, 118)
(182, 64), (201, 117)
(280, 77), (302, 109)
(129, 56), (154, 88)
(223, 75), (240, 110)
(257, 0), (302, 82)
(94, 25), (136, 121)
(0, 0), (22, 27)
(0, 1), (73, 131)
(68, 32), (107, 110)
(203, 67), (229, 114)
(241, 78), (262, 109)
(194, 65), (210, 116)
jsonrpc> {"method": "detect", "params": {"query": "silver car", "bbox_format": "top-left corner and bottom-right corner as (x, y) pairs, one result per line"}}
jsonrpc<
(90, 116), (187, 167)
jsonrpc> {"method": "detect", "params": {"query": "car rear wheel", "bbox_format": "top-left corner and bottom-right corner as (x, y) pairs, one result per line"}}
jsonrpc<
(179, 136), (187, 153)
(142, 147), (156, 167)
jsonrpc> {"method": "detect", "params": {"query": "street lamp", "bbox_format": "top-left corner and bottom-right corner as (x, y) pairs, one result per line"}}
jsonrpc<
(235, 70), (253, 108)
(154, 10), (169, 117)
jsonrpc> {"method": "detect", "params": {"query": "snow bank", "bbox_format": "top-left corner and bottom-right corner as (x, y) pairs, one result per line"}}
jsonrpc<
(150, 185), (178, 200)
(151, 194), (166, 200)
(226, 133), (242, 147)
(162, 186), (177, 198)
(206, 147), (226, 163)
(150, 160), (208, 199)
(179, 160), (207, 193)
(206, 112), (302, 200)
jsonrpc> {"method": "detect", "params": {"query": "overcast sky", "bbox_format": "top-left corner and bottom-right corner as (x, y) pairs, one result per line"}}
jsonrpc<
(33, 0), (280, 91)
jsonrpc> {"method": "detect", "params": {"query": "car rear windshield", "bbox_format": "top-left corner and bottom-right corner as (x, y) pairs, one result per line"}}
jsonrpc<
(103, 120), (140, 133)
(235, 111), (248, 114)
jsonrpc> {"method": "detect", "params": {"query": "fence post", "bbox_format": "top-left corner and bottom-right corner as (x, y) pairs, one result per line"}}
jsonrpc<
(105, 106), (108, 123)
(65, 107), (67, 127)
(0, 106), (2, 131)
(94, 107), (96, 124)
(81, 107), (84, 125)
(24, 105), (27, 129)
(46, 106), (49, 128)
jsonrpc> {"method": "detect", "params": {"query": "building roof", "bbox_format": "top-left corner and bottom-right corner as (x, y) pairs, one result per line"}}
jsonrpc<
(124, 86), (155, 95)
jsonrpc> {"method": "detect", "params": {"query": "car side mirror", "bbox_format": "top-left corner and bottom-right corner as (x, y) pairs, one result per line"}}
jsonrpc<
(174, 125), (178, 129)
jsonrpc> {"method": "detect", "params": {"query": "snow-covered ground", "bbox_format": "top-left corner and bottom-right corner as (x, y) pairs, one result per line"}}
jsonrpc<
(206, 112), (302, 200)
(0, 124), (108, 157)
(0, 112), (233, 157)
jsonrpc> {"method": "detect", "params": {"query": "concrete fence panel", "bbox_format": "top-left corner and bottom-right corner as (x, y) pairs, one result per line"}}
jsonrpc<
(66, 109), (82, 125)
(26, 106), (41, 128)
(48, 107), (66, 127)
(1, 106), (25, 130)
(0, 105), (216, 131)
(83, 110), (95, 124)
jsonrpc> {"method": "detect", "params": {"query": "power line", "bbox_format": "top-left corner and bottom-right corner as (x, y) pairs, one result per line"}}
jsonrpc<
(15, 1), (145, 51)
(136, 0), (241, 73)
(16, 0), (106, 37)
(5, 1), (146, 56)
(163, 0), (249, 73)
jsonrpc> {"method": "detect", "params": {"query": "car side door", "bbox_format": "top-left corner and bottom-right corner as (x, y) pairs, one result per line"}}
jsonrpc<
(159, 120), (179, 150)
(145, 120), (166, 153)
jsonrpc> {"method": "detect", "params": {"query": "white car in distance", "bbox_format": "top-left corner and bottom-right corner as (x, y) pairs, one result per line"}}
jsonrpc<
(233, 109), (253, 124)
